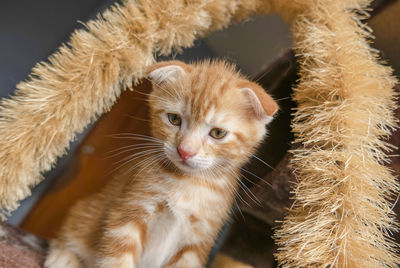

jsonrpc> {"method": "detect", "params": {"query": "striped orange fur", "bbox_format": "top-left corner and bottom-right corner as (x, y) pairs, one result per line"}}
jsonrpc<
(45, 60), (277, 268)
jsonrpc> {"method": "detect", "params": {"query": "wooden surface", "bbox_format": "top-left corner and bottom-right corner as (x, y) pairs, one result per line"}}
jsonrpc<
(21, 81), (152, 238)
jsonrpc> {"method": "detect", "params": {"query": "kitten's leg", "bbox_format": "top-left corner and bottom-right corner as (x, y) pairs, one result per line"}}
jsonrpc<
(164, 243), (212, 268)
(95, 221), (147, 268)
(45, 240), (82, 268)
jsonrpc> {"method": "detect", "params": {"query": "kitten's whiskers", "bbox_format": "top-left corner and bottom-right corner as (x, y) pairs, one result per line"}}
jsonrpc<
(109, 149), (163, 175)
(237, 179), (262, 206)
(240, 167), (272, 188)
(124, 114), (152, 123)
(213, 163), (252, 209)
(220, 164), (262, 207)
(105, 143), (163, 159)
(249, 154), (275, 171)
(109, 133), (164, 143)
(135, 152), (166, 177)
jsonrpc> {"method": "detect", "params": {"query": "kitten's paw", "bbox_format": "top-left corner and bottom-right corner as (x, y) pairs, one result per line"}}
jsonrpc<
(45, 242), (82, 268)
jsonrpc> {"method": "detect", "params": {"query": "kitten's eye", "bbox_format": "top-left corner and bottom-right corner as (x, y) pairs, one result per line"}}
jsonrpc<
(167, 113), (182, 126)
(209, 128), (227, 139)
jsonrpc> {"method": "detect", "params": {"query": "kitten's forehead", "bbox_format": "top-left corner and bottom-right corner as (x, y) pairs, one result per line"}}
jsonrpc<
(184, 63), (242, 122)
(151, 61), (249, 126)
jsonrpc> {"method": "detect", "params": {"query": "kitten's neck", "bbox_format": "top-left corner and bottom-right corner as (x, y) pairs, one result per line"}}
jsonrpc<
(161, 163), (240, 183)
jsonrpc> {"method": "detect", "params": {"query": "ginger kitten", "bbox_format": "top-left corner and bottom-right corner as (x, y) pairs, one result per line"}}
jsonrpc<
(45, 60), (278, 268)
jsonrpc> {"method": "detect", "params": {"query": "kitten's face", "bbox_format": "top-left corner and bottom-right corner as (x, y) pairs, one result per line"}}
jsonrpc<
(147, 61), (278, 175)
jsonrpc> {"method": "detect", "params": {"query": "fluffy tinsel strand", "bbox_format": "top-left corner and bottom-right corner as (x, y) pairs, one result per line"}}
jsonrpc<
(274, 1), (400, 267)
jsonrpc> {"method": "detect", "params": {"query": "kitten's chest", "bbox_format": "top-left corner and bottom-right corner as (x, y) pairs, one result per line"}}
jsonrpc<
(138, 201), (202, 267)
(138, 208), (185, 267)
(138, 180), (226, 267)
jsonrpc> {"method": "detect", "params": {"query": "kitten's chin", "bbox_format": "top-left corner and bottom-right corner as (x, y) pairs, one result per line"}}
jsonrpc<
(168, 157), (210, 174)
(172, 160), (199, 173)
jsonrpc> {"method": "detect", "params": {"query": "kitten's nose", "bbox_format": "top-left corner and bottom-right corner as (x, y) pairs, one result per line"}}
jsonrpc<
(177, 147), (195, 160)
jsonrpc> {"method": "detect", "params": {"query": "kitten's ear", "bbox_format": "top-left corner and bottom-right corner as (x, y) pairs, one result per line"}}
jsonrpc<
(240, 82), (279, 123)
(146, 61), (189, 84)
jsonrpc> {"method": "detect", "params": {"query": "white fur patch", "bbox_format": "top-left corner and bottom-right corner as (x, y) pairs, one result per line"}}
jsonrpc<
(138, 210), (180, 267)
(45, 243), (82, 268)
(138, 180), (220, 267)
(98, 254), (135, 267)
(108, 223), (137, 238)
(66, 239), (91, 266)
(107, 223), (142, 250)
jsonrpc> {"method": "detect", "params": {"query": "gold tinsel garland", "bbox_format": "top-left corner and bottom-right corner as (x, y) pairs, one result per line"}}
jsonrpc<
(275, 1), (399, 267)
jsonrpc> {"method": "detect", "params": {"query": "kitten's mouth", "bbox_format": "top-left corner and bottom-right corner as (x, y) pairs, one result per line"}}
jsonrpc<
(169, 156), (201, 173)
(174, 159), (195, 170)
(178, 159), (190, 166)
